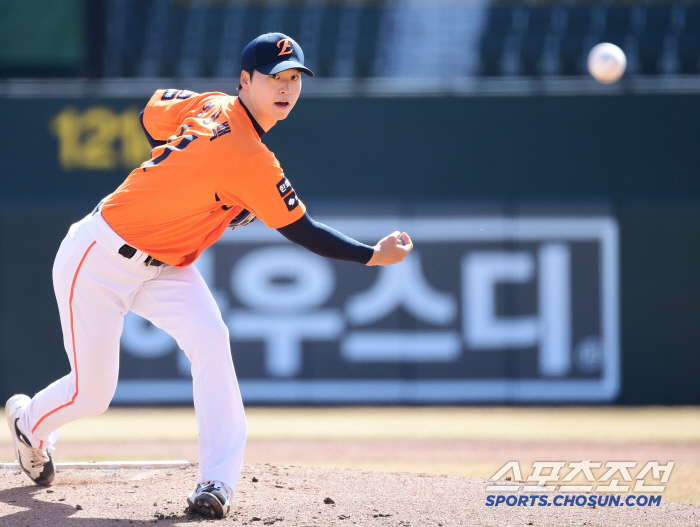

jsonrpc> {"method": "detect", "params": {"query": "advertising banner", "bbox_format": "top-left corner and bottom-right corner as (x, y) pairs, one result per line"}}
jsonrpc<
(113, 214), (619, 404)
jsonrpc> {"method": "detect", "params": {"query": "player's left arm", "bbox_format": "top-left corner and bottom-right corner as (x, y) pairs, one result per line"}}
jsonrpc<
(218, 151), (412, 266)
(277, 213), (374, 264)
(277, 214), (412, 266)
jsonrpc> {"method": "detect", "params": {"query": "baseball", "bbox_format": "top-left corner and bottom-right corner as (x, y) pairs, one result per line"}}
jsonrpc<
(587, 43), (626, 84)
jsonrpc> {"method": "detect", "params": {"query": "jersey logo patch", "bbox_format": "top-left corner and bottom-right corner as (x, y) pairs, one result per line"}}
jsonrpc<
(161, 89), (179, 100)
(210, 121), (231, 141)
(284, 190), (300, 211)
(177, 90), (194, 99)
(276, 176), (293, 197)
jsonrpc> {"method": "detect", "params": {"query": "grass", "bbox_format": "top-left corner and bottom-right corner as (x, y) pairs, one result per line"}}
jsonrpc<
(0, 405), (697, 443)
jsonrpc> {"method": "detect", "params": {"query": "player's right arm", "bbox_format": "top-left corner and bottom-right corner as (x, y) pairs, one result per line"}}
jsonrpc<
(139, 109), (165, 150)
(140, 89), (224, 146)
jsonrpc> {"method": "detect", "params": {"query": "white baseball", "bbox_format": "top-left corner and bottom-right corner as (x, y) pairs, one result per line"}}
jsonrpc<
(587, 43), (627, 84)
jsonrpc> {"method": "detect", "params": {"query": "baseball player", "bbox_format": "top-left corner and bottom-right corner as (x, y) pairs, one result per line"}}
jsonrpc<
(4, 33), (412, 519)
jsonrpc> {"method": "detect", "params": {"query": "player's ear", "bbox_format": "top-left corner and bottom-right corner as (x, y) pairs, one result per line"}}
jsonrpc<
(239, 70), (250, 91)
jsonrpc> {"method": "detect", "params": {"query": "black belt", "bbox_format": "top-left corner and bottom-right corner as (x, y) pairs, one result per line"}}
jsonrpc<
(118, 244), (164, 267)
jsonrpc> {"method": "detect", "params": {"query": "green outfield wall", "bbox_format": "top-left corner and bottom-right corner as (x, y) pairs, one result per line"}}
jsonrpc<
(2, 93), (700, 201)
(0, 92), (698, 404)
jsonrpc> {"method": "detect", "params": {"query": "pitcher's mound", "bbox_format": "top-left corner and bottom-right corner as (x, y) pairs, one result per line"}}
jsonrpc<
(0, 463), (697, 526)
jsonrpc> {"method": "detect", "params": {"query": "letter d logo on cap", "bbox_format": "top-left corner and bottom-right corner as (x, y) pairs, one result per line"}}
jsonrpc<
(277, 39), (293, 56)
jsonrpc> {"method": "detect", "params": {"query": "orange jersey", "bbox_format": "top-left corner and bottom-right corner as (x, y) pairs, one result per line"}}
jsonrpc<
(101, 89), (306, 267)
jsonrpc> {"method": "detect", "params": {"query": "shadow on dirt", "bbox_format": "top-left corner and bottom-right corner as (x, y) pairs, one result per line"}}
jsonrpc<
(0, 484), (205, 525)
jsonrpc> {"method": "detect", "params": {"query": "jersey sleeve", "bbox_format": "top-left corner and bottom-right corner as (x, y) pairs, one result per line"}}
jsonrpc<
(217, 151), (307, 229)
(142, 89), (222, 141)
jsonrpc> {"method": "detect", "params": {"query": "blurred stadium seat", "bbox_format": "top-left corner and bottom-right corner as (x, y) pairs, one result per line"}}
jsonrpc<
(638, 32), (667, 75)
(5, 0), (700, 80)
(519, 34), (546, 77)
(475, 2), (700, 78)
(679, 34), (700, 75)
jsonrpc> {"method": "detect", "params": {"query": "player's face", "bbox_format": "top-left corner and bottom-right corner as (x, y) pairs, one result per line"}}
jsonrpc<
(246, 68), (302, 127)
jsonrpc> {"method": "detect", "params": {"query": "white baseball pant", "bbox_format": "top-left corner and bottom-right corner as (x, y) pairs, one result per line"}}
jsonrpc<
(17, 211), (247, 490)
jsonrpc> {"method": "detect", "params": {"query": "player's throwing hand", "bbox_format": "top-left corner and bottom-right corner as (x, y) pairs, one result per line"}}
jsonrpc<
(366, 231), (413, 266)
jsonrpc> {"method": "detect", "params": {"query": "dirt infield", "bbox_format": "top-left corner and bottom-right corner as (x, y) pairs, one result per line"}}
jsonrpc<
(2, 407), (699, 524)
(1, 463), (699, 527)
(16, 438), (700, 506)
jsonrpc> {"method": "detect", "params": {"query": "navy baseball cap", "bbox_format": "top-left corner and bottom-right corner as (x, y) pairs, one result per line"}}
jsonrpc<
(241, 33), (314, 77)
